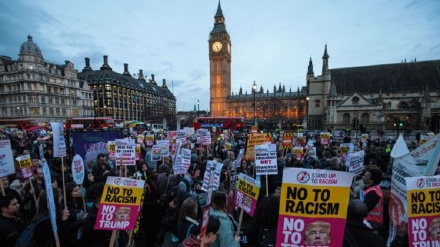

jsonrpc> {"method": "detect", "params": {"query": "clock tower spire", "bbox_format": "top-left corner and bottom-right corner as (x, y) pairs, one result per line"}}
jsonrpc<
(209, 1), (231, 117)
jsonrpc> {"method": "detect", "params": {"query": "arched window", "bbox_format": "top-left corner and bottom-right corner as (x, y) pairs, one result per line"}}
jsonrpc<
(342, 113), (351, 124)
(352, 96), (360, 105)
(314, 100), (320, 108)
(397, 101), (409, 109)
(361, 113), (370, 123)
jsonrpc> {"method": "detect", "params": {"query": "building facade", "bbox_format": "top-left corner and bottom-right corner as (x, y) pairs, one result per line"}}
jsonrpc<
(209, 3), (440, 133)
(307, 47), (440, 132)
(0, 35), (93, 124)
(209, 3), (307, 130)
(78, 56), (177, 130)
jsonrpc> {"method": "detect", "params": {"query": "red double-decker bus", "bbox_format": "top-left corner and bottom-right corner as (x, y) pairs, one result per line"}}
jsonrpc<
(0, 118), (45, 131)
(65, 117), (115, 130)
(192, 117), (245, 131)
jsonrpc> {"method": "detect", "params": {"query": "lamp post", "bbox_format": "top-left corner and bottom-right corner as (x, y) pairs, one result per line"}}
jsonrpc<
(306, 97), (310, 129)
(252, 81), (257, 126)
(17, 106), (20, 118)
(197, 99), (200, 117)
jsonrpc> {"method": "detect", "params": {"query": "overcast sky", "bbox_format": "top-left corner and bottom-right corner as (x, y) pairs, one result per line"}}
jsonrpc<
(1, 0), (439, 112)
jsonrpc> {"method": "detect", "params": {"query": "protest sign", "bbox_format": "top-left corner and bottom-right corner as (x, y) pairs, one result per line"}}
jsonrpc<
(345, 150), (364, 175)
(277, 168), (354, 247)
(16, 154), (33, 179)
(0, 139), (15, 177)
(145, 134), (155, 146)
(50, 122), (67, 157)
(108, 141), (116, 161)
(245, 133), (267, 160)
(255, 143), (277, 175)
(293, 146), (304, 161)
(95, 176), (145, 231)
(201, 160), (222, 192)
(156, 140), (170, 157)
(115, 141), (136, 166)
(71, 154), (85, 185)
(137, 134), (144, 144)
(235, 174), (260, 216)
(320, 132), (331, 145)
(405, 175), (440, 246)
(388, 133), (440, 245)
(151, 145), (162, 162)
(282, 133), (293, 150)
(339, 143), (352, 162)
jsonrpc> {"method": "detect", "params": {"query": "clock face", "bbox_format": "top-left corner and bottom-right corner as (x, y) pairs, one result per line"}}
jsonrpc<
(212, 41), (222, 52)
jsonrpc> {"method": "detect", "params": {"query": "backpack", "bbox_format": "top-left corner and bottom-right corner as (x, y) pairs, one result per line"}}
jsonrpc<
(15, 216), (50, 247)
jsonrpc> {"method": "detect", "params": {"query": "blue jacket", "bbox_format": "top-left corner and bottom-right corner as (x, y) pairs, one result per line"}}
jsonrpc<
(209, 209), (240, 247)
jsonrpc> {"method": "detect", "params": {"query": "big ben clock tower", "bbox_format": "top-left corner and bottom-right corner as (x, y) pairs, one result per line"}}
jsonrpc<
(209, 1), (231, 117)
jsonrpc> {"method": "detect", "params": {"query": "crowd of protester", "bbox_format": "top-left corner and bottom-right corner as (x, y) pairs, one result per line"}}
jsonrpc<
(0, 128), (438, 247)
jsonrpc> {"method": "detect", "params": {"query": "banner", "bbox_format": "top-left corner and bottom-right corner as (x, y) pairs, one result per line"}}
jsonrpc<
(405, 175), (440, 245)
(50, 122), (67, 157)
(0, 139), (15, 177)
(94, 176), (145, 230)
(71, 130), (124, 164)
(235, 173), (260, 216)
(71, 154), (85, 185)
(40, 144), (58, 237)
(276, 168), (354, 247)
(255, 143), (277, 175)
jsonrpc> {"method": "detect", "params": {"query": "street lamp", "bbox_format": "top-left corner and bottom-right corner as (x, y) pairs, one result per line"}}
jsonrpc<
(306, 97), (310, 129)
(197, 99), (200, 117)
(252, 81), (257, 126)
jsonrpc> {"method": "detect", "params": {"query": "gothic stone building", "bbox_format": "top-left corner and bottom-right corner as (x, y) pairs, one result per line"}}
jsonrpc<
(209, 3), (440, 133)
(78, 56), (177, 130)
(308, 46), (440, 132)
(0, 35), (93, 124)
(209, 2), (307, 130)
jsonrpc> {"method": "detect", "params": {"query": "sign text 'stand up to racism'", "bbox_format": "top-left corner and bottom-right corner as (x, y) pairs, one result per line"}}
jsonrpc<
(94, 176), (145, 231)
(405, 175), (440, 246)
(276, 168), (353, 247)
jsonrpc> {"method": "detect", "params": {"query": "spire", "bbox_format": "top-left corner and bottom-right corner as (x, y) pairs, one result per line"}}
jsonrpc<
(322, 44), (330, 74)
(239, 86), (242, 95)
(215, 0), (223, 18)
(211, 0), (227, 34)
(307, 57), (314, 77)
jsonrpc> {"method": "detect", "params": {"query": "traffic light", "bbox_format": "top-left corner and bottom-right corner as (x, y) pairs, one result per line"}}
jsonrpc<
(352, 118), (356, 130)
(399, 121), (404, 128)
(393, 117), (398, 127)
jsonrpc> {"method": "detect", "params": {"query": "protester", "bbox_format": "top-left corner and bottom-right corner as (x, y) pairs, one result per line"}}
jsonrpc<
(209, 191), (240, 247)
(343, 199), (387, 247)
(0, 194), (24, 246)
(181, 215), (220, 247)
(360, 168), (384, 233)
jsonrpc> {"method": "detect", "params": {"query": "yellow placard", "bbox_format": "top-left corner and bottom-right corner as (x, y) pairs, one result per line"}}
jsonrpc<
(101, 184), (144, 206)
(279, 184), (350, 219)
(407, 188), (440, 217)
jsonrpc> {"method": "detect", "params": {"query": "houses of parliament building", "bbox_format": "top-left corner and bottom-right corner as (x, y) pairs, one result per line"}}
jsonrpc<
(209, 2), (440, 132)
